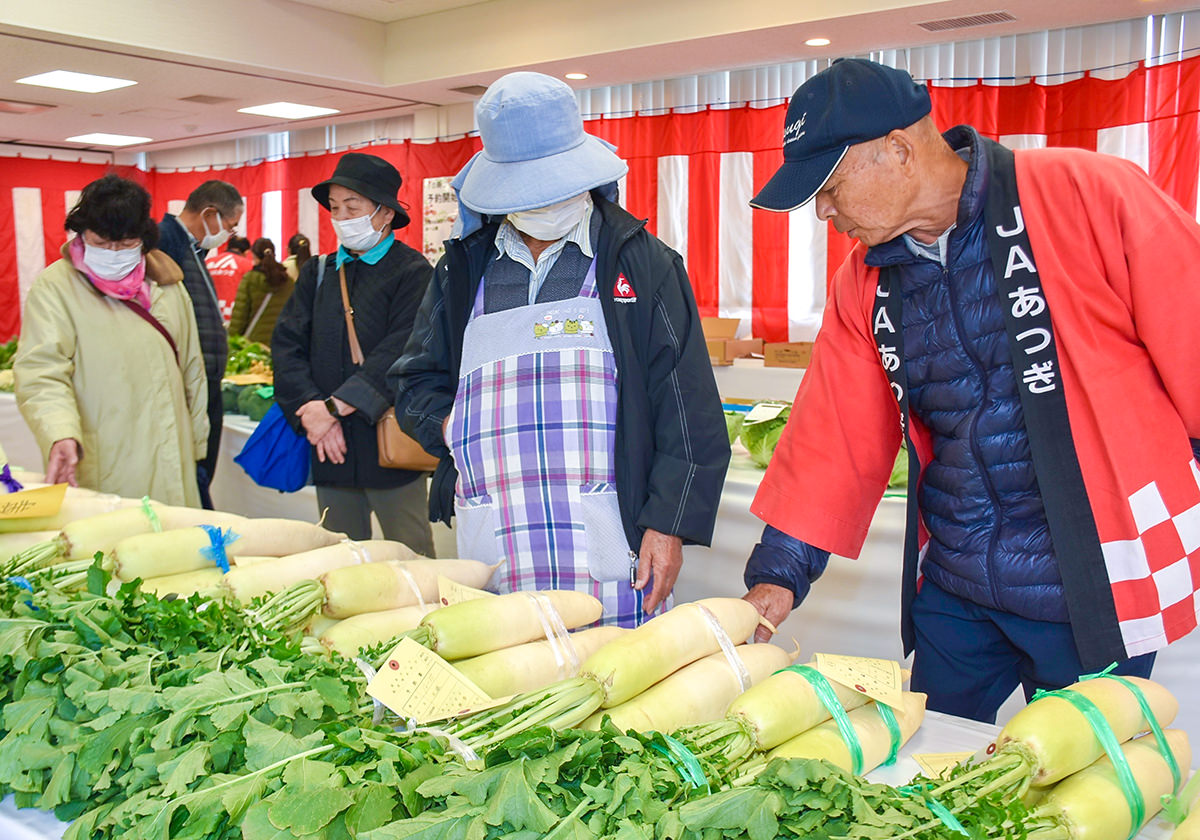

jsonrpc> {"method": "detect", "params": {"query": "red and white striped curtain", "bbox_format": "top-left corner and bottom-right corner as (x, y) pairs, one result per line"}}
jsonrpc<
(3, 53), (1200, 342)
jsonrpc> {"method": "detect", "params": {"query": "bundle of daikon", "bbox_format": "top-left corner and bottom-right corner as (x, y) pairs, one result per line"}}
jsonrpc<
(445, 597), (767, 748)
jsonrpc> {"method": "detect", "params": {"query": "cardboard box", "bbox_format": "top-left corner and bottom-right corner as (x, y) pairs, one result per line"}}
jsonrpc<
(707, 337), (763, 366)
(701, 317), (741, 340)
(763, 341), (815, 369)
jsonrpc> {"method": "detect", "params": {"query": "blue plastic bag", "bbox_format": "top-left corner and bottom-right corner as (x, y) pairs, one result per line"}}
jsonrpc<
(233, 402), (310, 492)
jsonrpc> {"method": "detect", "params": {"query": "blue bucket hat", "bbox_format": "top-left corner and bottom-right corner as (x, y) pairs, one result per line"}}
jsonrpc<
(751, 59), (931, 212)
(456, 72), (628, 216)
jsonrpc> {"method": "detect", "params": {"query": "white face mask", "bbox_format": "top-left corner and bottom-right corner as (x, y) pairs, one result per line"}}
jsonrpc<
(83, 242), (143, 281)
(198, 209), (232, 251)
(507, 193), (590, 241)
(332, 204), (385, 252)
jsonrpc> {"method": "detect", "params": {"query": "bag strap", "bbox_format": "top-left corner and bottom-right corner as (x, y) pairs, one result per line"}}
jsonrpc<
(338, 264), (365, 366)
(244, 291), (274, 338)
(121, 299), (179, 362)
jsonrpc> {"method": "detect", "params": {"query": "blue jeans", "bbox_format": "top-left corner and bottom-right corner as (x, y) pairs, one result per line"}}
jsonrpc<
(909, 579), (1155, 723)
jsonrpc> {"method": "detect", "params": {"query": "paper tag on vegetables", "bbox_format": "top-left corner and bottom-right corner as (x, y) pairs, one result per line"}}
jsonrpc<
(367, 637), (493, 723)
(743, 402), (788, 425)
(913, 752), (975, 778)
(815, 652), (905, 709)
(437, 576), (495, 607)
(0, 483), (67, 520)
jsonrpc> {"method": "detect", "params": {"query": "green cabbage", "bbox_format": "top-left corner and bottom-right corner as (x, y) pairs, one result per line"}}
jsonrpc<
(236, 385), (275, 422)
(723, 411), (746, 446)
(739, 403), (791, 468)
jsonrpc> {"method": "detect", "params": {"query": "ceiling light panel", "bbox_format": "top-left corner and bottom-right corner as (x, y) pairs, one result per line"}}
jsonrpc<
(66, 132), (152, 146)
(17, 70), (137, 93)
(237, 102), (340, 119)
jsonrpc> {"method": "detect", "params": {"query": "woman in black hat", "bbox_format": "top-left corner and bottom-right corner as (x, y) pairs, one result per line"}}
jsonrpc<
(272, 153), (435, 552)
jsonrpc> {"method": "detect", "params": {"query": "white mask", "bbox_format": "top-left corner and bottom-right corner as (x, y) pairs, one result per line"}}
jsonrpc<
(507, 193), (590, 241)
(83, 243), (144, 281)
(332, 204), (385, 252)
(198, 209), (231, 251)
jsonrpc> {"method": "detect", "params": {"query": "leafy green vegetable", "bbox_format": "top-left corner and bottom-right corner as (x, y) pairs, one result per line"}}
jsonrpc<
(226, 335), (272, 376)
(723, 411), (745, 446)
(739, 403), (791, 468)
(889, 446), (909, 489)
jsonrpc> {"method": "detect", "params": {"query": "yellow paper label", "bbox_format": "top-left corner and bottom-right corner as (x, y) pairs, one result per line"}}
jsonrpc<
(0, 483), (67, 520)
(366, 637), (493, 723)
(913, 752), (975, 779)
(436, 576), (495, 607)
(815, 652), (905, 709)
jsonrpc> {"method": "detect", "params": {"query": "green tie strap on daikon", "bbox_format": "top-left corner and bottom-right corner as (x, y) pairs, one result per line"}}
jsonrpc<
(899, 784), (970, 837)
(1160, 770), (1200, 825)
(650, 733), (710, 793)
(140, 497), (162, 532)
(875, 697), (902, 767)
(1033, 686), (1144, 839)
(1078, 665), (1181, 793)
(778, 664), (865, 776)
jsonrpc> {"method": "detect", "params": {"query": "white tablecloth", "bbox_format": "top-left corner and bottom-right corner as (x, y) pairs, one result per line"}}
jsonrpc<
(0, 710), (1186, 839)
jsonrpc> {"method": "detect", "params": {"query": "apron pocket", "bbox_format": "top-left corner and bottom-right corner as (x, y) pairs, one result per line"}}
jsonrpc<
(454, 494), (500, 573)
(579, 482), (634, 583)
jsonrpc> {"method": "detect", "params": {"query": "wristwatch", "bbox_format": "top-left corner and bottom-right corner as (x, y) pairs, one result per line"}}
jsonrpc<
(324, 397), (341, 418)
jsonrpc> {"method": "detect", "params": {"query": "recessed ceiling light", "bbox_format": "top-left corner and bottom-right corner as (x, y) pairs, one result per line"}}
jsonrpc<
(237, 102), (340, 119)
(17, 70), (137, 94)
(565, 72), (589, 81)
(66, 132), (152, 146)
(805, 37), (832, 47)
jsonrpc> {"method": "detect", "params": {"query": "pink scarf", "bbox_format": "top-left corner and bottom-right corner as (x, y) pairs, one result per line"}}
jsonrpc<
(67, 236), (151, 310)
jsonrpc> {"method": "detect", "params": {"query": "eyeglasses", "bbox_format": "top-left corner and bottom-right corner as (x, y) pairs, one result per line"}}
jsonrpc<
(208, 208), (238, 234)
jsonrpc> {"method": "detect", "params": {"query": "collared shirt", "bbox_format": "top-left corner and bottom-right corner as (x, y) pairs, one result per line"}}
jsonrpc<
(904, 225), (957, 266)
(336, 233), (396, 269)
(495, 195), (595, 306)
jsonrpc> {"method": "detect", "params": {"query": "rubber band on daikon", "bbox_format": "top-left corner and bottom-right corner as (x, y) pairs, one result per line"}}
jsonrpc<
(394, 565), (425, 607)
(777, 664), (865, 776)
(898, 785), (970, 836)
(697, 603), (752, 693)
(342, 538), (370, 565)
(140, 497), (162, 533)
(525, 592), (579, 679)
(649, 733), (710, 792)
(875, 698), (902, 767)
(198, 525), (240, 573)
(1033, 686), (1145, 839)
(1, 464), (24, 493)
(352, 658), (387, 726)
(1080, 666), (1181, 793)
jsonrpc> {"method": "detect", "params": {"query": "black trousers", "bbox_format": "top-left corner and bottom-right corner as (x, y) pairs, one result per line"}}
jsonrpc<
(197, 382), (223, 510)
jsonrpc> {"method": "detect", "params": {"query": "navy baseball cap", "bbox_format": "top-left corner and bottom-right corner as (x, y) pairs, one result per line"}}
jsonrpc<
(751, 59), (932, 212)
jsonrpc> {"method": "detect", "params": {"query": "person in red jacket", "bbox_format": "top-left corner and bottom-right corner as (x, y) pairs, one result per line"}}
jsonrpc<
(743, 58), (1200, 722)
(205, 236), (253, 322)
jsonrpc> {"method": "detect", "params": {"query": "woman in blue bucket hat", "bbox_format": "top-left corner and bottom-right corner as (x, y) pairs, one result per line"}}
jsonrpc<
(390, 72), (729, 627)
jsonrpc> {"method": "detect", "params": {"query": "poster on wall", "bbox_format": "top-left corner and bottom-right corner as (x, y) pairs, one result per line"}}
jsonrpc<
(422, 176), (457, 265)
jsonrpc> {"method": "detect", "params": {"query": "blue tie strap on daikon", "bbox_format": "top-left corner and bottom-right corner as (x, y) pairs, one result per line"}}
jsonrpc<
(1032, 686), (1144, 839)
(650, 733), (710, 793)
(898, 784), (970, 837)
(1079, 664), (1181, 793)
(0, 464), (22, 493)
(198, 525), (240, 573)
(875, 698), (902, 767)
(140, 496), (162, 533)
(776, 664), (865, 776)
(6, 575), (39, 611)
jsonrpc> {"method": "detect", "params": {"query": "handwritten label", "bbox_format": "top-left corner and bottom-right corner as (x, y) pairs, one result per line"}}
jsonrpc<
(815, 652), (904, 709)
(0, 483), (67, 520)
(366, 637), (493, 724)
(913, 752), (975, 778)
(743, 402), (788, 425)
(437, 576), (495, 607)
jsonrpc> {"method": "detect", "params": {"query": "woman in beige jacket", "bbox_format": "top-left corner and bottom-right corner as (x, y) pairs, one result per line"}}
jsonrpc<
(14, 175), (209, 507)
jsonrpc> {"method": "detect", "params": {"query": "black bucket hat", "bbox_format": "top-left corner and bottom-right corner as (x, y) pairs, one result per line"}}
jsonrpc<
(311, 152), (410, 229)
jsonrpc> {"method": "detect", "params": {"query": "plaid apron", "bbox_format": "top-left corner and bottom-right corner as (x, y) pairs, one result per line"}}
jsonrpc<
(448, 259), (658, 627)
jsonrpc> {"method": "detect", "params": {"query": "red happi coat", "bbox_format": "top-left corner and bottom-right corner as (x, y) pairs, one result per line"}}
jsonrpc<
(753, 146), (1200, 661)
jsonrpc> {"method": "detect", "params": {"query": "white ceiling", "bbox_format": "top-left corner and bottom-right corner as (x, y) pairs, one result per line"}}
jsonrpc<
(0, 0), (1195, 155)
